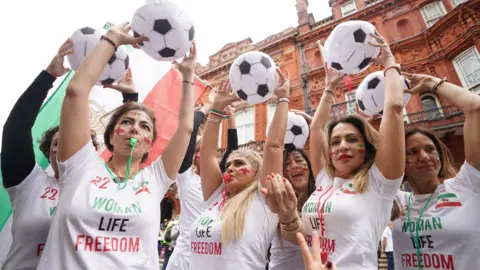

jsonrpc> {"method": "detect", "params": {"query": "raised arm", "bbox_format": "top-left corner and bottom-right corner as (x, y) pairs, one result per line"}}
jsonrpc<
(310, 42), (345, 177)
(404, 72), (480, 170)
(199, 81), (239, 201)
(371, 33), (405, 180)
(259, 69), (290, 188)
(161, 44), (197, 180)
(58, 23), (146, 162)
(178, 109), (207, 174)
(219, 104), (238, 173)
(2, 39), (73, 188)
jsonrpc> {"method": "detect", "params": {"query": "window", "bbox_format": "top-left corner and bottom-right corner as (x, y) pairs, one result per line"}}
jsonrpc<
(420, 94), (441, 120)
(453, 47), (480, 93)
(341, 0), (357, 17)
(235, 107), (255, 145)
(421, 1), (446, 27)
(345, 92), (357, 114)
(451, 0), (468, 7)
(266, 103), (277, 133)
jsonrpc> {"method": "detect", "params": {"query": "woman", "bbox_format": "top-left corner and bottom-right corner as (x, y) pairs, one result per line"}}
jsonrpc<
(268, 111), (316, 270)
(264, 33), (406, 269)
(167, 94), (239, 270)
(1, 39), (105, 270)
(37, 23), (195, 269)
(392, 72), (480, 270)
(189, 69), (290, 269)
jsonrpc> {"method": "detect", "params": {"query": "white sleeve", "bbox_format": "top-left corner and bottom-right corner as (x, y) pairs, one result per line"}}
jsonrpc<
(58, 140), (99, 183)
(368, 163), (403, 200)
(6, 165), (46, 200)
(148, 156), (175, 195)
(176, 167), (196, 197)
(448, 161), (480, 194)
(315, 169), (328, 188)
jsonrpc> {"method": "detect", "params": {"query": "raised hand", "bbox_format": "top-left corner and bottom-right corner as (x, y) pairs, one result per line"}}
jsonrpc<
(402, 72), (440, 94)
(369, 32), (396, 67)
(290, 109), (313, 124)
(274, 68), (291, 99)
(317, 42), (345, 91)
(211, 79), (240, 112)
(225, 103), (236, 115)
(46, 39), (74, 77)
(261, 173), (298, 220)
(297, 231), (335, 270)
(174, 41), (197, 77)
(103, 68), (136, 94)
(104, 22), (148, 48)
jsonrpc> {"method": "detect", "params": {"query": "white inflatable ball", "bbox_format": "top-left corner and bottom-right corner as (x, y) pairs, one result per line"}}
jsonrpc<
(229, 51), (278, 105)
(67, 26), (101, 70)
(355, 71), (411, 116)
(132, 0), (194, 61)
(96, 46), (130, 86)
(285, 112), (310, 150)
(324, 20), (380, 75)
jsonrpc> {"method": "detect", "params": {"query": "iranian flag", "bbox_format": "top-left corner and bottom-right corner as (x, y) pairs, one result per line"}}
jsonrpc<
(0, 25), (207, 260)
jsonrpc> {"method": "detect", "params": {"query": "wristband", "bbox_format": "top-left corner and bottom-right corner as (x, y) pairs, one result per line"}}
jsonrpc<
(122, 93), (139, 103)
(432, 77), (447, 94)
(383, 64), (401, 77)
(100, 35), (118, 52)
(278, 97), (290, 104)
(182, 80), (194, 85)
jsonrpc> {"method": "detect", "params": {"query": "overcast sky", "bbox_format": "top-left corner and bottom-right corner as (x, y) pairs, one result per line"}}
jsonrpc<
(0, 0), (331, 144)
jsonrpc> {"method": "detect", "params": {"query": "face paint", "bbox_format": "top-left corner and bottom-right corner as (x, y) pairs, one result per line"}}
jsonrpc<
(143, 136), (152, 145)
(127, 111), (137, 117)
(223, 173), (231, 184)
(240, 167), (251, 175)
(357, 143), (366, 153)
(114, 128), (126, 136)
(50, 149), (57, 157)
(329, 149), (336, 157)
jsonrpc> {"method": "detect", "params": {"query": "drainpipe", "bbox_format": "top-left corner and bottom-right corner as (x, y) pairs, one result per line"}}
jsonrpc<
(298, 41), (311, 113)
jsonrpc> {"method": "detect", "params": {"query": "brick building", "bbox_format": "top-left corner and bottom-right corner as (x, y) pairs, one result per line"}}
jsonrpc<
(195, 0), (479, 167)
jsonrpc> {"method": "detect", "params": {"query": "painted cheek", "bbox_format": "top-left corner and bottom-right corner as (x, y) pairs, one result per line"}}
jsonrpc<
(239, 167), (251, 175)
(329, 149), (336, 157)
(143, 136), (152, 145)
(114, 128), (126, 136)
(357, 144), (366, 153)
(223, 173), (231, 184)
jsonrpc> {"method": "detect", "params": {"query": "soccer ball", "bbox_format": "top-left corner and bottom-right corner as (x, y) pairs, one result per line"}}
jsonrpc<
(132, 0), (195, 62)
(67, 26), (102, 70)
(324, 21), (380, 74)
(355, 71), (411, 116)
(96, 46), (130, 86)
(284, 112), (310, 150)
(229, 51), (278, 105)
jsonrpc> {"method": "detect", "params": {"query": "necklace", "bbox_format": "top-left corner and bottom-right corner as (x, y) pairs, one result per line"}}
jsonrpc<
(407, 192), (434, 269)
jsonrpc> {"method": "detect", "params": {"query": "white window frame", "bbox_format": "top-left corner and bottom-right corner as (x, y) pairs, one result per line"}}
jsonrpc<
(345, 92), (357, 115)
(235, 107), (255, 145)
(453, 46), (480, 93)
(420, 93), (444, 119)
(451, 0), (468, 7)
(266, 102), (277, 133)
(420, 1), (447, 27)
(341, 0), (357, 17)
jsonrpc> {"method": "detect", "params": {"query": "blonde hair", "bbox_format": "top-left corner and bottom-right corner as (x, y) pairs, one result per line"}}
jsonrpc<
(221, 149), (263, 244)
(323, 115), (379, 193)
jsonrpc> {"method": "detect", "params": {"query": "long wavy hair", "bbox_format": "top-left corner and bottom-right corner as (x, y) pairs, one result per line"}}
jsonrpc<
(282, 148), (315, 211)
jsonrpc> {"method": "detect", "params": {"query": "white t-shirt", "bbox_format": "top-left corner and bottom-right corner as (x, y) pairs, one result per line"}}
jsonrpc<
(189, 185), (278, 270)
(2, 165), (59, 270)
(393, 161), (480, 270)
(166, 167), (206, 270)
(37, 141), (174, 270)
(301, 163), (403, 270)
(268, 234), (304, 270)
(382, 226), (393, 252)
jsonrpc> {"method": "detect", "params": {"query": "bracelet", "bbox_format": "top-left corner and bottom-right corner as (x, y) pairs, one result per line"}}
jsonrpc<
(280, 216), (301, 234)
(207, 117), (221, 124)
(100, 35), (118, 52)
(182, 80), (194, 85)
(209, 109), (230, 119)
(324, 89), (334, 96)
(321, 98), (334, 104)
(383, 64), (401, 77)
(432, 77), (447, 94)
(278, 97), (290, 104)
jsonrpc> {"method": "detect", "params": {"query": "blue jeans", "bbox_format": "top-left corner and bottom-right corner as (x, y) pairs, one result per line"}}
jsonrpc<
(385, 251), (394, 270)
(162, 247), (174, 270)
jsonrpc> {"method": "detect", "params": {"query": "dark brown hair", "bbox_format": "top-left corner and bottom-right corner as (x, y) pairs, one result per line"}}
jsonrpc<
(283, 148), (315, 211)
(404, 128), (457, 179)
(103, 103), (157, 162)
(39, 126), (99, 159)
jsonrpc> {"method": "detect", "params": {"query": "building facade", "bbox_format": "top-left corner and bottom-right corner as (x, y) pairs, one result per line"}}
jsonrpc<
(195, 0), (479, 167)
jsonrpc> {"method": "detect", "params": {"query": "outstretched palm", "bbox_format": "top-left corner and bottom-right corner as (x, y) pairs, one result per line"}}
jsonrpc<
(104, 68), (136, 94)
